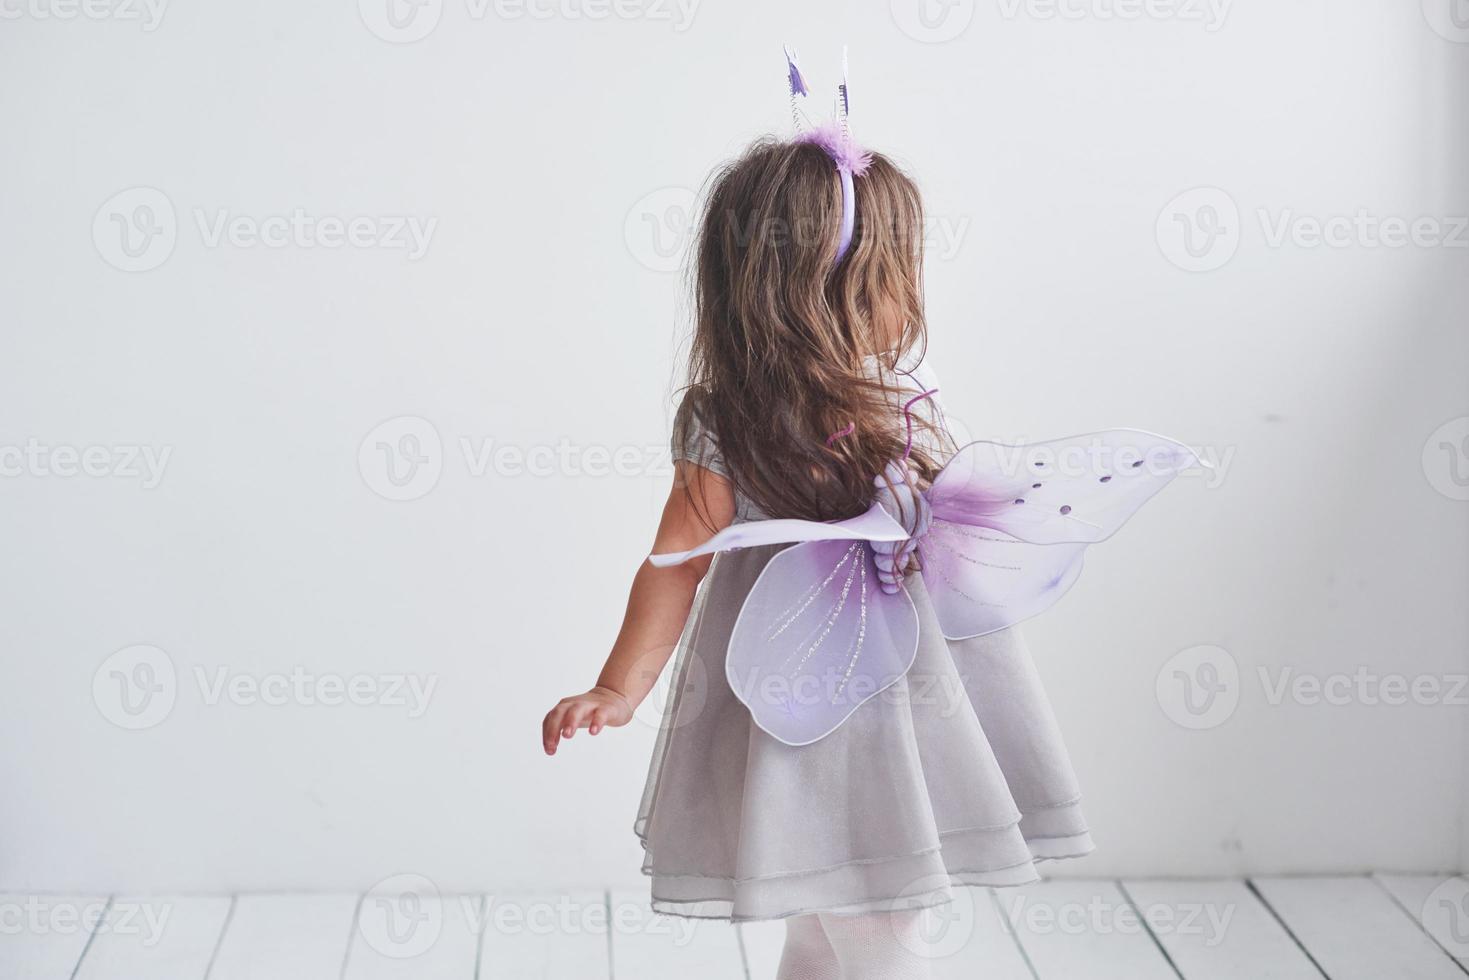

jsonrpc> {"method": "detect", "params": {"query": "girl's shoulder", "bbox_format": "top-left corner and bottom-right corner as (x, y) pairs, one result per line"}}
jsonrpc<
(670, 387), (728, 478)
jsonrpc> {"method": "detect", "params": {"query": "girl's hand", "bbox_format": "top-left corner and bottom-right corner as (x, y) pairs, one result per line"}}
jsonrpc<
(542, 686), (634, 755)
(542, 462), (732, 758)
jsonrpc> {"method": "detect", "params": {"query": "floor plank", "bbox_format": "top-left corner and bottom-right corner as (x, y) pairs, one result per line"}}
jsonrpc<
(74, 896), (231, 980)
(1374, 874), (1469, 968)
(1253, 876), (1465, 980)
(0, 894), (108, 980)
(1121, 879), (1321, 980)
(931, 889), (1035, 980)
(607, 888), (743, 980)
(995, 880), (1177, 980)
(737, 888), (1034, 980)
(343, 891), (484, 979)
(478, 891), (609, 979)
(738, 919), (786, 979)
(208, 894), (358, 980)
(10, 878), (1461, 979)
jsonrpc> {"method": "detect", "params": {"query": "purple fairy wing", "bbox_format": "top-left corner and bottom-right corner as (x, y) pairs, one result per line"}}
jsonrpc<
(726, 538), (918, 746)
(919, 429), (1199, 639)
(919, 520), (1087, 640)
(927, 429), (1199, 545)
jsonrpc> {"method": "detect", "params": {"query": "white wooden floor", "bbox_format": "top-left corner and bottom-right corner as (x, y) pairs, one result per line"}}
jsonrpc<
(3, 875), (1466, 979)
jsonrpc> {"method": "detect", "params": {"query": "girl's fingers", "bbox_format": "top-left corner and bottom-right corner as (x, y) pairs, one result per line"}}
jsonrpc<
(562, 703), (589, 738)
(544, 697), (623, 752)
(542, 705), (566, 755)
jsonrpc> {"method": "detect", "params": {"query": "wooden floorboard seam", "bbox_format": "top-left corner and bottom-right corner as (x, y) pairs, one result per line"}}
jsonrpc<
(734, 922), (753, 980)
(1115, 880), (1186, 980)
(603, 888), (616, 980)
(470, 894), (488, 980)
(987, 886), (1041, 980)
(1244, 878), (1333, 980)
(337, 892), (364, 980)
(64, 895), (110, 980)
(1369, 875), (1469, 978)
(200, 894), (237, 980)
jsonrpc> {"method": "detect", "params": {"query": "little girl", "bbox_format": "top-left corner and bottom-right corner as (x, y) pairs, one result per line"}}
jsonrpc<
(540, 60), (1113, 975)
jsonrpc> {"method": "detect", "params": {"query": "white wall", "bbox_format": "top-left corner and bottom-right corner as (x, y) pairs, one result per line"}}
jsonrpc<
(1, 0), (1466, 893)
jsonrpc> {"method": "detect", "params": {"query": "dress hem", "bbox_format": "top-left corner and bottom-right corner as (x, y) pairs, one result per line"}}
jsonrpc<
(636, 830), (1096, 922)
(642, 843), (1096, 922)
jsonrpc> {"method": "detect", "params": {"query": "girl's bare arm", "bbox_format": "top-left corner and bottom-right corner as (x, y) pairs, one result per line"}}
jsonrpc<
(541, 462), (735, 755)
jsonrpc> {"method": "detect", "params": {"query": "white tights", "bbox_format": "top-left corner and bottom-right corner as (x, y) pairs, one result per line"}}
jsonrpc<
(775, 910), (934, 980)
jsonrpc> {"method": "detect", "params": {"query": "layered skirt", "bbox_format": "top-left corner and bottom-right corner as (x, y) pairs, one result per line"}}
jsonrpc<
(634, 543), (1094, 921)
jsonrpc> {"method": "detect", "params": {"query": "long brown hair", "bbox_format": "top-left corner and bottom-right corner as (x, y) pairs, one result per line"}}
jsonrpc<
(676, 137), (943, 524)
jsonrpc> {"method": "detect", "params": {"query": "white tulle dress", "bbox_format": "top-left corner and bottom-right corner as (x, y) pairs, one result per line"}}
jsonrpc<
(634, 367), (1095, 921)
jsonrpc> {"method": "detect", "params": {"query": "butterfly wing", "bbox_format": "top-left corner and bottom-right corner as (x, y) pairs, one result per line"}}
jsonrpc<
(927, 429), (1199, 545)
(919, 520), (1087, 640)
(726, 538), (918, 746)
(920, 430), (1199, 639)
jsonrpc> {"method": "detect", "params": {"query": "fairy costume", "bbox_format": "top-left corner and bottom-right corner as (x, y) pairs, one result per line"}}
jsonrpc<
(632, 51), (1198, 921)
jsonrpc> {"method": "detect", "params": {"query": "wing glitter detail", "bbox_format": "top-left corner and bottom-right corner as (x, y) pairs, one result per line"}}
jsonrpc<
(725, 538), (918, 747)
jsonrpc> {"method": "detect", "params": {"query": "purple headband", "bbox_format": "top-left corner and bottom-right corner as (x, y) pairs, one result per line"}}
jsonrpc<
(784, 47), (872, 265)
